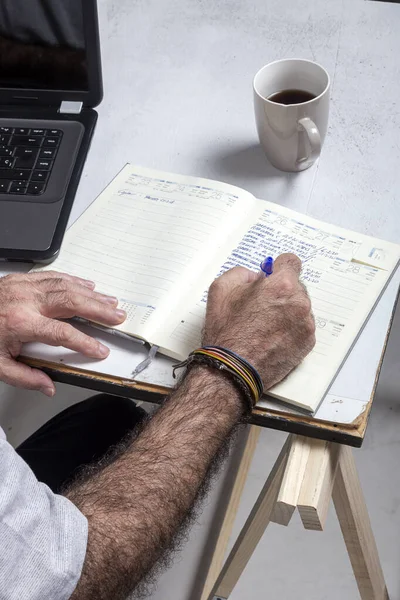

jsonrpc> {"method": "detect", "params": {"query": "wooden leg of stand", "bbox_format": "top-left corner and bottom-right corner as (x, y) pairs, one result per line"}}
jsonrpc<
(199, 426), (261, 600)
(333, 446), (389, 600)
(297, 439), (341, 531)
(208, 438), (291, 600)
(271, 434), (311, 526)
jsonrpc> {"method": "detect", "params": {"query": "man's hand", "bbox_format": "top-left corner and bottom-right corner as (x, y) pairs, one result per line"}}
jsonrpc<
(204, 253), (315, 389)
(0, 272), (126, 396)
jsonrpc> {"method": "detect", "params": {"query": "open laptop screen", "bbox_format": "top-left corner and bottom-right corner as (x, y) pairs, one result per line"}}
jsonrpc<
(0, 0), (88, 92)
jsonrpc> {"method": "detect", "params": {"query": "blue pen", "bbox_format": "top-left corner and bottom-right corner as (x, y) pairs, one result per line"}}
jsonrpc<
(260, 256), (274, 277)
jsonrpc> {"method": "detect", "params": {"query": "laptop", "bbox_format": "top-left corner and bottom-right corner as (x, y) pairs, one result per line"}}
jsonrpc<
(0, 0), (102, 263)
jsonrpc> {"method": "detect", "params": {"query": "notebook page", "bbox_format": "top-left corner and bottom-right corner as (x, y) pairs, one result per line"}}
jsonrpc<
(161, 202), (400, 412)
(36, 165), (259, 341)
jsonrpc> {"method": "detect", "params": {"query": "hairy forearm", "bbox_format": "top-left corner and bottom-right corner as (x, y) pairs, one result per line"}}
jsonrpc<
(67, 368), (245, 600)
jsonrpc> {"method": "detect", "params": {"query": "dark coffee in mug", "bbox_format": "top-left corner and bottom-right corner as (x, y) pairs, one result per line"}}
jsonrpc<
(268, 89), (316, 105)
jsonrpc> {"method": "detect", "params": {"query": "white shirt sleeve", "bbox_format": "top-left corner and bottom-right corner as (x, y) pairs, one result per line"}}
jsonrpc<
(0, 436), (88, 599)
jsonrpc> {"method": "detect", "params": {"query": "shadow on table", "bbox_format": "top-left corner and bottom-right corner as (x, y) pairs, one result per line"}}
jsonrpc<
(210, 142), (297, 192)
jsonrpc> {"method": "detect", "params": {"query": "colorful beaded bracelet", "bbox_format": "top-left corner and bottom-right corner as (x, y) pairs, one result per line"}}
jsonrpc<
(173, 346), (264, 412)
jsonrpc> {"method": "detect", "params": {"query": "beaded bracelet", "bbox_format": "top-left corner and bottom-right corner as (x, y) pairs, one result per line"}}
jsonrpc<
(172, 346), (264, 412)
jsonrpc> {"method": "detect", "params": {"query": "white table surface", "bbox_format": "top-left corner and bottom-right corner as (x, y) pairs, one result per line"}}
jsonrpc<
(2, 0), (400, 428)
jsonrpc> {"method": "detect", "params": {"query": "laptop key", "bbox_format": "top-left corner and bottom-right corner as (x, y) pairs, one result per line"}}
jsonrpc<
(0, 134), (11, 144)
(43, 137), (59, 147)
(14, 147), (38, 158)
(31, 129), (45, 135)
(27, 182), (45, 195)
(0, 157), (14, 168)
(0, 127), (13, 134)
(39, 148), (56, 159)
(9, 182), (27, 194)
(0, 180), (11, 192)
(14, 128), (30, 135)
(31, 170), (49, 182)
(0, 169), (29, 179)
(36, 159), (52, 170)
(10, 135), (43, 147)
(13, 170), (30, 181)
(14, 155), (36, 169)
(0, 146), (14, 157)
(46, 129), (62, 137)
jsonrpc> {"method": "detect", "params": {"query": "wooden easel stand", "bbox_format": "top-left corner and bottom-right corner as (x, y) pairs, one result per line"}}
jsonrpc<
(200, 430), (388, 600)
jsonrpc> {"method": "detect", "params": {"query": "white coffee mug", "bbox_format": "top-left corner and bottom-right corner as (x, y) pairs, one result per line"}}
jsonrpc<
(253, 59), (330, 172)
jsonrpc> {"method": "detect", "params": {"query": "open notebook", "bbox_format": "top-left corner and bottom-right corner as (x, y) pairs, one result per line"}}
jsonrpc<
(35, 165), (400, 412)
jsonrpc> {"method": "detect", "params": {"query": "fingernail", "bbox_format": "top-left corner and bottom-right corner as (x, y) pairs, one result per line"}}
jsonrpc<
(82, 280), (96, 289)
(97, 343), (110, 358)
(116, 309), (126, 320)
(101, 295), (118, 305)
(42, 386), (55, 397)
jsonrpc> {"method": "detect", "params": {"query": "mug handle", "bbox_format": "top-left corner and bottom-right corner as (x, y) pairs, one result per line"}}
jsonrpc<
(296, 117), (321, 168)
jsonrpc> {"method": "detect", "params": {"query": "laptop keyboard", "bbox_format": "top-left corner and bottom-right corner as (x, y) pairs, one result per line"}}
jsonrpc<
(0, 126), (63, 196)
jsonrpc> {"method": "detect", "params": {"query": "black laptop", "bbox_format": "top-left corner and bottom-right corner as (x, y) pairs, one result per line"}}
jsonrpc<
(0, 0), (102, 263)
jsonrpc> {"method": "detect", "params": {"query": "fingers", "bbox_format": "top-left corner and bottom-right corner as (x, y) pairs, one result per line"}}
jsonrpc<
(40, 290), (126, 325)
(0, 356), (56, 396)
(37, 277), (119, 307)
(32, 278), (125, 325)
(85, 290), (119, 307)
(272, 253), (302, 277)
(19, 270), (96, 290)
(32, 317), (111, 359)
(212, 266), (259, 288)
(5, 309), (111, 359)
